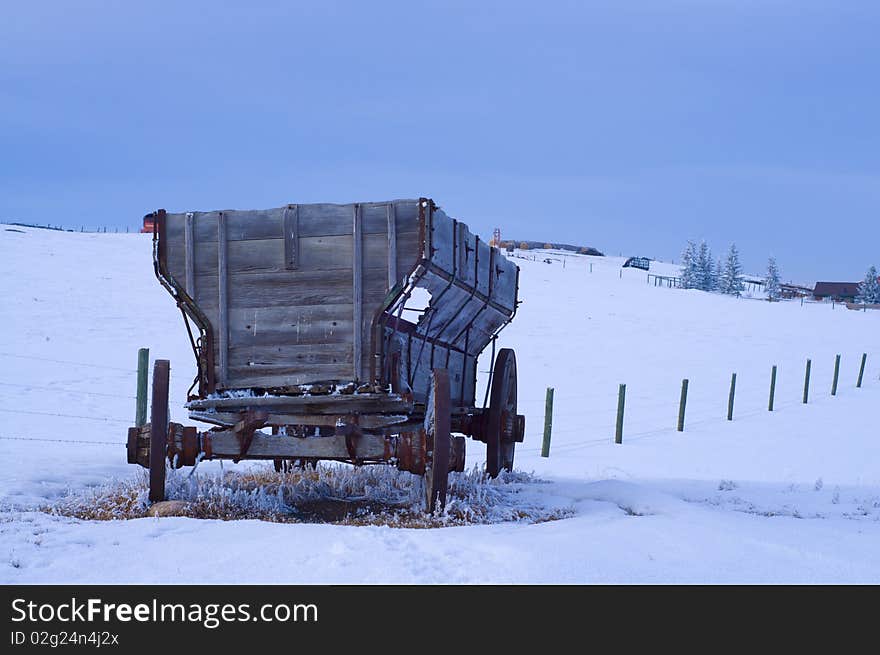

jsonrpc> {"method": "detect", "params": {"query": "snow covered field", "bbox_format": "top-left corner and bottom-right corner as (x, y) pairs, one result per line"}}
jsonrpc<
(1, 225), (878, 583)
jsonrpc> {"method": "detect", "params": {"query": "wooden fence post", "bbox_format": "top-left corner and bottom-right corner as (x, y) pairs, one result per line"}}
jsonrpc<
(857, 353), (867, 388)
(615, 384), (626, 444)
(541, 388), (554, 457)
(803, 359), (811, 404)
(727, 373), (737, 421)
(135, 347), (149, 427)
(768, 365), (777, 411)
(677, 379), (688, 431)
(831, 354), (840, 396)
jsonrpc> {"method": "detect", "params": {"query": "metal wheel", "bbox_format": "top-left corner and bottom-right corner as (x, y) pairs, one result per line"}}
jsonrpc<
(149, 359), (170, 502)
(486, 348), (517, 478)
(424, 369), (451, 513)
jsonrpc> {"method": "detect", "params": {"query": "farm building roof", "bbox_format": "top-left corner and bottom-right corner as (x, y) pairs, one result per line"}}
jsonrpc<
(813, 281), (860, 297)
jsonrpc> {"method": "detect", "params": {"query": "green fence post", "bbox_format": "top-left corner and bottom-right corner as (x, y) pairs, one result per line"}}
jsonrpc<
(768, 365), (777, 411)
(831, 354), (840, 396)
(857, 353), (867, 388)
(541, 388), (554, 457)
(615, 384), (626, 444)
(135, 347), (149, 427)
(803, 359), (811, 404)
(677, 379), (688, 431)
(727, 373), (737, 421)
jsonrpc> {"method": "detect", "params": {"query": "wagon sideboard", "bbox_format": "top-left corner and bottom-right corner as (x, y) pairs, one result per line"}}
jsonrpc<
(154, 198), (519, 410)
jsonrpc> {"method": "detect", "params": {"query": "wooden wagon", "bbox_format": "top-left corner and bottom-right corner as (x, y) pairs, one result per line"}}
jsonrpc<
(127, 198), (524, 512)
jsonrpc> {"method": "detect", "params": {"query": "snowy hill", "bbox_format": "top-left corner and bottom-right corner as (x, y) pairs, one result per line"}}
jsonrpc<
(1, 225), (879, 583)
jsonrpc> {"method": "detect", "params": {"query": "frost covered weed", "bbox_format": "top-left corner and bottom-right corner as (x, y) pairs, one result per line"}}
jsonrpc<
(50, 473), (149, 522)
(48, 464), (571, 528)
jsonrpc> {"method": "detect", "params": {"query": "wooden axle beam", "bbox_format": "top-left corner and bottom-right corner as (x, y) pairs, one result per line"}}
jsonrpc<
(186, 392), (412, 414)
(204, 430), (392, 460)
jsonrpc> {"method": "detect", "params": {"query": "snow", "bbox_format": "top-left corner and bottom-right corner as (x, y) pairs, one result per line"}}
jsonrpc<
(1, 226), (879, 583)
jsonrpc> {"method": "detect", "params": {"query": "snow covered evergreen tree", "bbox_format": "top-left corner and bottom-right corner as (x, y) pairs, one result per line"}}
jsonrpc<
(764, 257), (781, 300)
(709, 258), (724, 291)
(697, 241), (715, 291)
(679, 240), (699, 289)
(719, 243), (744, 296)
(856, 265), (880, 304)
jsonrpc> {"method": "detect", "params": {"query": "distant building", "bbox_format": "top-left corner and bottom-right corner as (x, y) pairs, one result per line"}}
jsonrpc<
(779, 283), (812, 299)
(813, 282), (860, 302)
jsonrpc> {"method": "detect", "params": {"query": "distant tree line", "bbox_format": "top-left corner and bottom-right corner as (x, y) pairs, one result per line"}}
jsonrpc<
(505, 240), (604, 256)
(679, 241), (784, 300)
(680, 241), (747, 295)
(679, 242), (880, 305)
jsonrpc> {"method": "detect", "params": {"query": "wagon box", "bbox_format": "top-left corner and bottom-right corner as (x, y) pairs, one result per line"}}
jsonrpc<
(131, 198), (525, 512)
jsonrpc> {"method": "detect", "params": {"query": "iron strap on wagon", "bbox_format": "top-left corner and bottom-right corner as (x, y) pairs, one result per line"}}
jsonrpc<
(128, 198), (525, 512)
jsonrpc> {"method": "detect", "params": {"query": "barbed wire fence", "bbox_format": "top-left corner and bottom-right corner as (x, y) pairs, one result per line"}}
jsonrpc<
(0, 351), (877, 460)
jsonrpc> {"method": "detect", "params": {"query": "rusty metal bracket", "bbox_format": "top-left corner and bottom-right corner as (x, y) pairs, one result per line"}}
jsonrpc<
(202, 430), (214, 459)
(127, 427), (139, 465)
(153, 209), (217, 396)
(335, 415), (363, 464)
(232, 410), (268, 462)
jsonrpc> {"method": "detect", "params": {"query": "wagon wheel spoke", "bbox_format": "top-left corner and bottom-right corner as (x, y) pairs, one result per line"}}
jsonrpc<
(424, 369), (451, 513)
(149, 359), (170, 502)
(486, 349), (517, 478)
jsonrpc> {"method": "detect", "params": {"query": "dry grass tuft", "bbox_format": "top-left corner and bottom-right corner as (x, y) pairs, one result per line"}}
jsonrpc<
(48, 464), (573, 528)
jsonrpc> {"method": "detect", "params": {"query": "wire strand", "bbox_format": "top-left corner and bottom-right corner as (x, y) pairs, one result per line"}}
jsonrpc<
(0, 408), (132, 424)
(0, 381), (137, 400)
(0, 352), (136, 373)
(0, 435), (123, 446)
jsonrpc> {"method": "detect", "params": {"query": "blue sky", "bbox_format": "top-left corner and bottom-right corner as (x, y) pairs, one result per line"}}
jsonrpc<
(1, 1), (877, 283)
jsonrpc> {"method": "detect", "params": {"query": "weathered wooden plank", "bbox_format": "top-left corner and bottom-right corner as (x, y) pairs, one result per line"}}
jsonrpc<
(227, 304), (356, 347)
(165, 213), (186, 282)
(189, 410), (408, 429)
(429, 295), (485, 342)
(177, 233), (394, 276)
(491, 255), (518, 312)
(226, 366), (353, 388)
(218, 212), (229, 386)
(476, 238), (492, 296)
(166, 202), (420, 244)
(387, 202), (397, 287)
(205, 431), (389, 460)
(428, 207), (456, 275)
(184, 212), (195, 297)
(187, 392), (411, 413)
(353, 204), (363, 381)
(283, 204), (299, 269)
(470, 310), (508, 350)
(173, 209), (281, 243)
(296, 202), (418, 238)
(228, 342), (353, 367)
(462, 354), (477, 407)
(192, 268), (388, 310)
(457, 221), (474, 285)
(396, 229), (422, 279)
